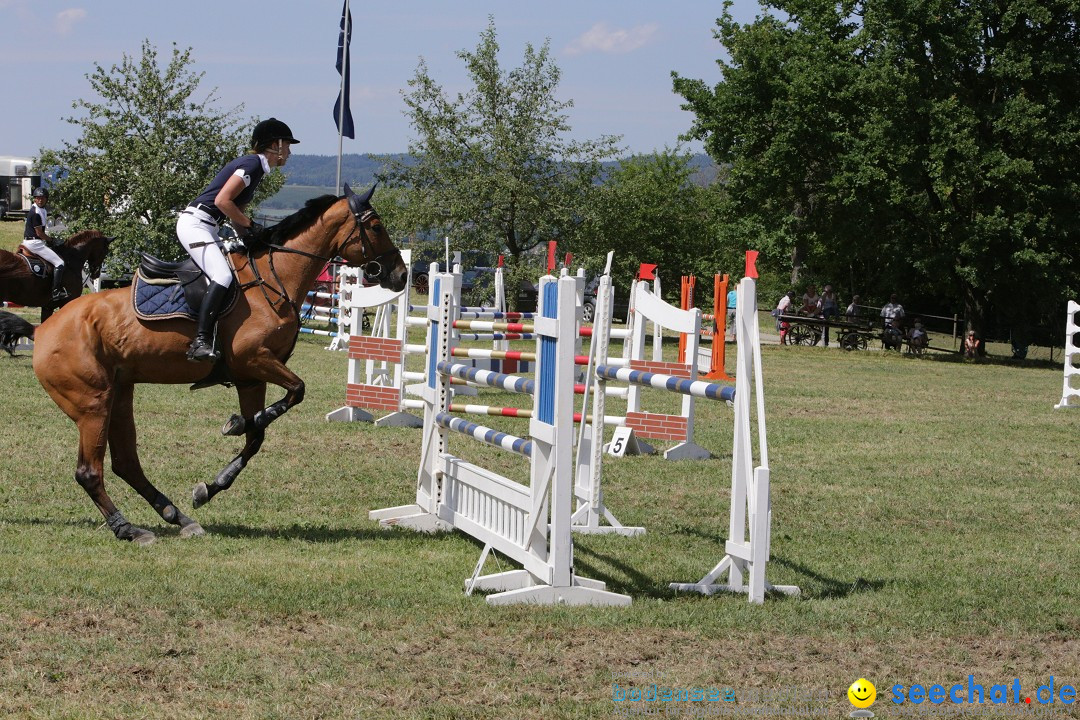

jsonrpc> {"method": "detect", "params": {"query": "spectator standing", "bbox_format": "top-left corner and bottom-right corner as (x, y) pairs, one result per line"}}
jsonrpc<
(774, 290), (795, 344)
(726, 282), (738, 340)
(820, 284), (839, 346)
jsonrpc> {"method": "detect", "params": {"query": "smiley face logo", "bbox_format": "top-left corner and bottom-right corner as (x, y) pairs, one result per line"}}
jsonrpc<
(848, 678), (877, 709)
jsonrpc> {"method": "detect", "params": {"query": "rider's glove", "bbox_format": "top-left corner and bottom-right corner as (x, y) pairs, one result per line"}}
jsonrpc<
(237, 222), (264, 239)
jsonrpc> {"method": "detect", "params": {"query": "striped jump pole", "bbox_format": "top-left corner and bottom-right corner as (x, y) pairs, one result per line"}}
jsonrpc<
(594, 365), (735, 403)
(447, 403), (625, 427)
(435, 412), (533, 457)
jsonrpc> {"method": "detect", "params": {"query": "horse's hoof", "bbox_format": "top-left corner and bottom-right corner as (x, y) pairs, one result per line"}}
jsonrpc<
(180, 521), (205, 539)
(222, 414), (246, 436)
(192, 483), (209, 509)
(129, 527), (156, 546)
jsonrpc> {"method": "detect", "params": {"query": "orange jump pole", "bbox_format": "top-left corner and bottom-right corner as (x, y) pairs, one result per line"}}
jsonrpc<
(703, 272), (734, 381)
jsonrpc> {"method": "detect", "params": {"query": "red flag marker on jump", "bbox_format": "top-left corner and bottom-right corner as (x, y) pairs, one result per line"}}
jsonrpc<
(546, 241), (557, 273)
(637, 263), (657, 281)
(744, 250), (759, 279)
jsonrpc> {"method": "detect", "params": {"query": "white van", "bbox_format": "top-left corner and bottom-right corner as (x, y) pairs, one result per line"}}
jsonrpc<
(0, 156), (41, 218)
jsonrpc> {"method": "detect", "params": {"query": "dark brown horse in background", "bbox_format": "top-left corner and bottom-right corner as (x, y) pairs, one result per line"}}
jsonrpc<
(33, 185), (407, 544)
(0, 230), (113, 321)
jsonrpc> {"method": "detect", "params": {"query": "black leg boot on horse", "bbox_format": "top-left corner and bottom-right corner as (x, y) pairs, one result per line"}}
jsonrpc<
(187, 281), (230, 362)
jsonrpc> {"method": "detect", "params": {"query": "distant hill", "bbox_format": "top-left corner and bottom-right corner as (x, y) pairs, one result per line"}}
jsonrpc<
(262, 152), (721, 213)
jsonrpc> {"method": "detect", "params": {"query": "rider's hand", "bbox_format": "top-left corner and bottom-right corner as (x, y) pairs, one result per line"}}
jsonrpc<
(238, 222), (264, 238)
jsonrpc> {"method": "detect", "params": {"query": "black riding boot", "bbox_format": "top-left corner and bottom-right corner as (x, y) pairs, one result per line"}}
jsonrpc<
(187, 281), (230, 362)
(50, 266), (69, 303)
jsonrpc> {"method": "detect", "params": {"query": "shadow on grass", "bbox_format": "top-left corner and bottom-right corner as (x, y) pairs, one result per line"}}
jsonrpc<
(771, 556), (887, 599)
(573, 542), (887, 601)
(572, 544), (667, 599)
(199, 522), (425, 544)
(5, 516), (429, 546)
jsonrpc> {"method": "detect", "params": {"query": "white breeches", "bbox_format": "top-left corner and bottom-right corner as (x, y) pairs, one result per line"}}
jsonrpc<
(21, 238), (64, 269)
(176, 209), (233, 287)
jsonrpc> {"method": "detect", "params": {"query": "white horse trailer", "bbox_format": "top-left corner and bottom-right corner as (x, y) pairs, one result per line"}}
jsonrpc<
(0, 156), (40, 219)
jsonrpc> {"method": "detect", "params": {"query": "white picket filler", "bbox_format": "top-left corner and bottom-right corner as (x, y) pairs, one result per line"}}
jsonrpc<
(371, 271), (630, 606)
(669, 262), (800, 604)
(1054, 300), (1080, 410)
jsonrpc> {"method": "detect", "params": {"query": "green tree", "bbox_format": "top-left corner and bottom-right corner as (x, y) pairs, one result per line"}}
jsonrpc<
(571, 150), (731, 299)
(675, 0), (1080, 336)
(379, 18), (622, 292)
(38, 41), (283, 274)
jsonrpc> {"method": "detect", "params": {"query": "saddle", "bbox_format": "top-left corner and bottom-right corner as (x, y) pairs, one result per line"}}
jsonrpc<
(132, 253), (238, 321)
(16, 246), (51, 280)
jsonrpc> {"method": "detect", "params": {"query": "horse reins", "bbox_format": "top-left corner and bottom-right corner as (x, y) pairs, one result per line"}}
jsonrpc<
(233, 204), (394, 313)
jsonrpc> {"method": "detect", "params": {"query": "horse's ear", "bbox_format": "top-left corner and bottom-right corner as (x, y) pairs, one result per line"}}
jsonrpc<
(359, 181), (378, 205)
(343, 183), (355, 198)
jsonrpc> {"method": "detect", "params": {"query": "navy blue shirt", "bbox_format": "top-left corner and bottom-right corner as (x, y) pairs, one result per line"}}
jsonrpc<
(24, 205), (46, 240)
(192, 154), (268, 212)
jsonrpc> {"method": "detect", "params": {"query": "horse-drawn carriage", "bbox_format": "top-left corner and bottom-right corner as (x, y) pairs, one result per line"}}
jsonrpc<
(780, 313), (927, 354)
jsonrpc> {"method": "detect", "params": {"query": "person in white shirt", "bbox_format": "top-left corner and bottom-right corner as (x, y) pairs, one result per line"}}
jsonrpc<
(880, 294), (905, 326)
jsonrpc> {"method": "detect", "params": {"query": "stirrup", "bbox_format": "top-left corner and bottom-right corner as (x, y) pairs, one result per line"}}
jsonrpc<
(51, 288), (70, 302)
(187, 337), (219, 362)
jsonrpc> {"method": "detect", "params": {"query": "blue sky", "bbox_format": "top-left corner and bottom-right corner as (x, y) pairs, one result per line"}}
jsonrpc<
(1, 0), (766, 159)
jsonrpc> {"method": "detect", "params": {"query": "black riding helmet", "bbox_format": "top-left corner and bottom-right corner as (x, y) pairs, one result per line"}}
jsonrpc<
(33, 187), (49, 199)
(251, 118), (300, 149)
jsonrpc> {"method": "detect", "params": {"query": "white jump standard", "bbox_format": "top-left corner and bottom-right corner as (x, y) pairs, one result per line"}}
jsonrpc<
(371, 271), (630, 606)
(669, 263), (800, 604)
(1054, 300), (1079, 410)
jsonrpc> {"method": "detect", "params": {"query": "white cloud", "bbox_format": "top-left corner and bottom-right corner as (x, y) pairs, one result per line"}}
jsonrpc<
(565, 22), (659, 56)
(54, 8), (87, 35)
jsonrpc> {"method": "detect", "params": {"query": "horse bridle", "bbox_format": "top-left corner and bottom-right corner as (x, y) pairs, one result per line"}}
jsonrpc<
(339, 206), (399, 284)
(240, 200), (395, 310)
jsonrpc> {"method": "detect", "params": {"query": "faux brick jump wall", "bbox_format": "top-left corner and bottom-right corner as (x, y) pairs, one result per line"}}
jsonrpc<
(625, 411), (689, 441)
(346, 383), (401, 411)
(628, 359), (692, 378)
(347, 335), (403, 363)
(623, 359), (692, 440)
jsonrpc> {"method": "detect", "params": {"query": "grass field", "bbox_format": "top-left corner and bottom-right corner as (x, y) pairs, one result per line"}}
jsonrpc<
(0, 300), (1077, 719)
(1, 217), (24, 252)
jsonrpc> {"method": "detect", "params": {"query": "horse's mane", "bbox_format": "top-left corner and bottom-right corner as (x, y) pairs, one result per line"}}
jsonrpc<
(63, 230), (105, 248)
(255, 195), (341, 246)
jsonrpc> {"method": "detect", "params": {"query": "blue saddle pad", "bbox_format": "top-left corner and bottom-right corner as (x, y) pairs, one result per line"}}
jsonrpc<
(132, 272), (196, 321)
(20, 254), (48, 279)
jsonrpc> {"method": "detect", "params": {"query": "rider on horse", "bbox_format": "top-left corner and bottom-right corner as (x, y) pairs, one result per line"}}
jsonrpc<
(176, 118), (299, 362)
(23, 187), (68, 303)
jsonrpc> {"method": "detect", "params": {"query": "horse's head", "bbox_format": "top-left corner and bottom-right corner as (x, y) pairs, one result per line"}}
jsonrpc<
(340, 183), (408, 292)
(65, 231), (114, 280)
(85, 235), (114, 280)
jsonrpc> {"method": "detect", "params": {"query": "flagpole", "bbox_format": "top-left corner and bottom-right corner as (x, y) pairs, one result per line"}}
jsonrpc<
(335, 0), (350, 192)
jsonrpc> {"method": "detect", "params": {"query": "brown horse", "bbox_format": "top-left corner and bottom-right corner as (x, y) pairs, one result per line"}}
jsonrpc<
(0, 230), (113, 322)
(33, 185), (407, 544)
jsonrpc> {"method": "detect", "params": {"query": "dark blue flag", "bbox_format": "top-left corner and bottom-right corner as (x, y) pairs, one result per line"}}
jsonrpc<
(334, 0), (355, 139)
